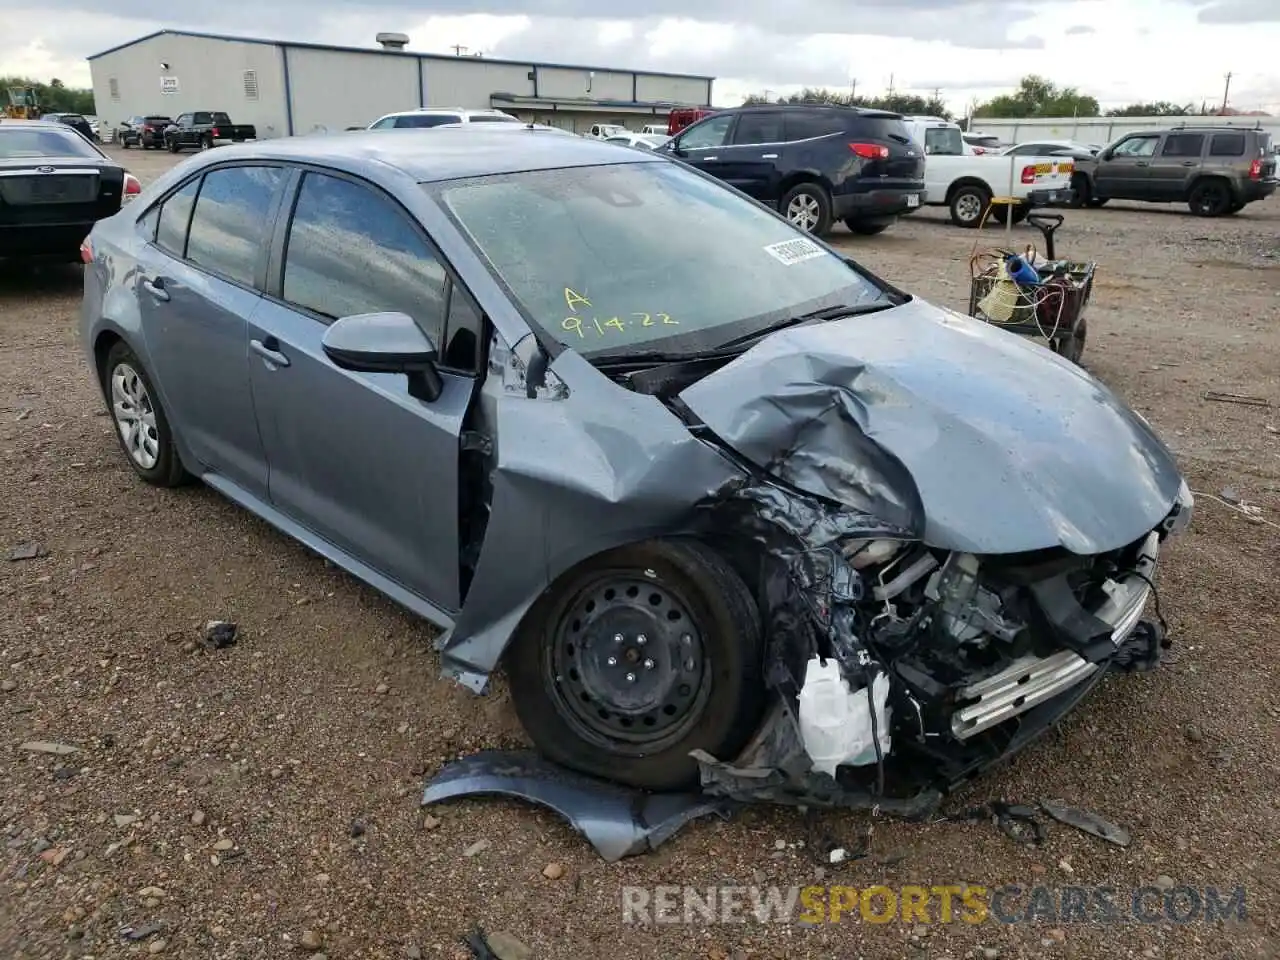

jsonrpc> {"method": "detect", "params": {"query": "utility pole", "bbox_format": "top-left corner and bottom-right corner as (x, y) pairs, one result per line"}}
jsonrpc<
(762, 88), (775, 102)
(888, 73), (895, 97)
(451, 44), (468, 56)
(850, 78), (857, 100)
(1221, 72), (1231, 113)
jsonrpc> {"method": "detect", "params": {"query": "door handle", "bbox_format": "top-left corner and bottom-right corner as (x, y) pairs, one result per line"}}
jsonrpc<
(702, 156), (718, 161)
(1181, 160), (1195, 166)
(250, 337), (290, 368)
(1135, 161), (1149, 167)
(761, 153), (779, 159)
(141, 277), (169, 302)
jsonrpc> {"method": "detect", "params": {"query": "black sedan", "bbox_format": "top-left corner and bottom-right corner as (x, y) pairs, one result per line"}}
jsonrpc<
(40, 112), (97, 143)
(0, 120), (140, 261)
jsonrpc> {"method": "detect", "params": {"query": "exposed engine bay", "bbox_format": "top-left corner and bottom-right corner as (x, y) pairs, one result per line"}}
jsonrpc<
(691, 475), (1188, 814)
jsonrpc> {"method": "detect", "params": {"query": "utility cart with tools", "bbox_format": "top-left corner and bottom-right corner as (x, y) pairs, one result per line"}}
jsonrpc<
(967, 211), (1096, 365)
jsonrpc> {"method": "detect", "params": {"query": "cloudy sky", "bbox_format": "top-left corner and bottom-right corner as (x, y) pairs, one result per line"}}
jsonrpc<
(3, 0), (1278, 115)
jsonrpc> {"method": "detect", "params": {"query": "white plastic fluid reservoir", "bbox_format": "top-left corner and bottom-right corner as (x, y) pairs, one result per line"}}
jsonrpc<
(797, 656), (892, 777)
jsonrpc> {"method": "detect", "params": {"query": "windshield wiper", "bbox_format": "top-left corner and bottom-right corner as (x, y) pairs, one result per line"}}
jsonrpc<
(588, 345), (741, 368)
(714, 300), (895, 350)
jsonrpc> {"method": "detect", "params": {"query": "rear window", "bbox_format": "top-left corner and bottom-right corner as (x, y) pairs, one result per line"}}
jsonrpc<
(0, 127), (102, 159)
(1208, 133), (1245, 157)
(210, 112), (232, 125)
(922, 126), (964, 155)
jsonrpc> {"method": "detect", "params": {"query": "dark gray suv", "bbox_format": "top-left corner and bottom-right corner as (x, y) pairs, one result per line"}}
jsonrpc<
(1070, 124), (1276, 216)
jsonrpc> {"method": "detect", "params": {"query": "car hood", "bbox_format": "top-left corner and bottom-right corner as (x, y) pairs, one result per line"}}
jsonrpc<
(677, 298), (1184, 555)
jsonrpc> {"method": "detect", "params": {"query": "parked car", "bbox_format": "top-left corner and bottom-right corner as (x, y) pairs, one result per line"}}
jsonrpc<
(40, 112), (96, 142)
(78, 129), (1192, 799)
(640, 124), (668, 136)
(585, 123), (628, 140)
(604, 132), (670, 150)
(667, 107), (717, 136)
(368, 108), (521, 130)
(117, 115), (174, 149)
(656, 104), (925, 236)
(962, 132), (1005, 155)
(163, 112), (257, 152)
(86, 116), (100, 140)
(1001, 139), (1099, 161)
(1070, 125), (1277, 216)
(900, 116), (1075, 227)
(0, 119), (140, 261)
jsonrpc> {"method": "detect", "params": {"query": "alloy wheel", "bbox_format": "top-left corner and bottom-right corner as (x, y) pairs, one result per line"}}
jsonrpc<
(955, 192), (983, 223)
(110, 363), (160, 470)
(786, 194), (821, 232)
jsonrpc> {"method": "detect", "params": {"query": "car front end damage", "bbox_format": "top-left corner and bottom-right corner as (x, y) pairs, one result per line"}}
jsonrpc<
(689, 472), (1191, 813)
(431, 299), (1192, 817)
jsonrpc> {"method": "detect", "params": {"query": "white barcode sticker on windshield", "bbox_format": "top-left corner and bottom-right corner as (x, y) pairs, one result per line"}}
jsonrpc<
(763, 237), (825, 265)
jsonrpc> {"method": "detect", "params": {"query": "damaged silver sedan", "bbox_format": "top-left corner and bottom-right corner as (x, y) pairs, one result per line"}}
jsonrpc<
(80, 129), (1191, 808)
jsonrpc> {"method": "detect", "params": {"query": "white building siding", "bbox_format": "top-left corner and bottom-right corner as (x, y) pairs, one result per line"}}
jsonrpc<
(536, 66), (631, 101)
(286, 48), (420, 132)
(422, 59), (533, 108)
(90, 34), (288, 138)
(636, 74), (710, 106)
(970, 115), (1280, 146)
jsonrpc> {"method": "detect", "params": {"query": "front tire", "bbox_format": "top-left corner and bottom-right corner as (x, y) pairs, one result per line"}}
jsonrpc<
(507, 538), (765, 792)
(780, 183), (833, 236)
(101, 342), (190, 487)
(949, 184), (992, 228)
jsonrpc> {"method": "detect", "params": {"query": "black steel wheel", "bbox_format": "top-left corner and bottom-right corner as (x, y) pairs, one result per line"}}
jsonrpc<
(1188, 179), (1232, 217)
(507, 539), (764, 791)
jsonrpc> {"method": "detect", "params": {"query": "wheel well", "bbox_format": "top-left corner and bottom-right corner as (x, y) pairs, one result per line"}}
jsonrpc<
(93, 330), (124, 381)
(1186, 174), (1235, 201)
(946, 177), (993, 204)
(779, 172), (830, 199)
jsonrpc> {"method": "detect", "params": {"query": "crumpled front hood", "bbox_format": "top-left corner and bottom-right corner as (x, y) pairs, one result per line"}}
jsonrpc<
(678, 298), (1185, 555)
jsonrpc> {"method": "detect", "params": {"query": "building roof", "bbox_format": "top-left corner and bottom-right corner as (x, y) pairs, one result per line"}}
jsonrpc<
(178, 126), (659, 182)
(87, 28), (715, 83)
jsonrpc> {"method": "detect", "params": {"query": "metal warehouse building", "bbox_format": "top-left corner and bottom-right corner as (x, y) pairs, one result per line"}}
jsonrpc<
(87, 29), (715, 138)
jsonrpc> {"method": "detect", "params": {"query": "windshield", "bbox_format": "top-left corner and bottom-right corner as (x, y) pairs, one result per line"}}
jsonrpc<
(0, 127), (102, 159)
(469, 114), (521, 123)
(923, 126), (965, 155)
(432, 160), (889, 357)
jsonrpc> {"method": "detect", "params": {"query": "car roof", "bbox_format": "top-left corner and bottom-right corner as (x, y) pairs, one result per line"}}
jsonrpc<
(724, 103), (904, 120)
(1, 119), (72, 129)
(198, 127), (658, 182)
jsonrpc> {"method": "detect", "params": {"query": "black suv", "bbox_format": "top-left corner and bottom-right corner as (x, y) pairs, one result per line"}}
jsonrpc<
(1071, 125), (1276, 216)
(656, 104), (925, 236)
(116, 115), (175, 150)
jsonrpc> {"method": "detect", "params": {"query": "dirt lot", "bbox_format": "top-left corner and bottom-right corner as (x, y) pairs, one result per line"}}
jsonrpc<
(2, 144), (1278, 960)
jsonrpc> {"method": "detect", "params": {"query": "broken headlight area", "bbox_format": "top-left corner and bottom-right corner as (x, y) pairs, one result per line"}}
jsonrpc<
(695, 478), (1178, 813)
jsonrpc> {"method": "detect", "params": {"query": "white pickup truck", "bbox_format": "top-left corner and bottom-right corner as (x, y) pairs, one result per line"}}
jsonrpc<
(901, 116), (1076, 227)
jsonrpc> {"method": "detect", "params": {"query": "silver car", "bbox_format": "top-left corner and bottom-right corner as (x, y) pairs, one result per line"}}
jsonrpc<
(80, 128), (1191, 803)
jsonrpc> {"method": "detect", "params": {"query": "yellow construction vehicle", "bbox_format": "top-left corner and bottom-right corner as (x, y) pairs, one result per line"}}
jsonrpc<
(4, 87), (41, 120)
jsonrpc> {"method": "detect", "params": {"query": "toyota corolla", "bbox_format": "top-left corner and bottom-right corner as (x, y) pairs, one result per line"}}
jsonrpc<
(79, 129), (1191, 807)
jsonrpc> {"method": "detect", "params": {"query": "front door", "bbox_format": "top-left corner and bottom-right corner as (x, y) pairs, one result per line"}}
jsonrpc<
(136, 165), (289, 496)
(669, 113), (737, 185)
(246, 169), (472, 611)
(1093, 133), (1161, 200)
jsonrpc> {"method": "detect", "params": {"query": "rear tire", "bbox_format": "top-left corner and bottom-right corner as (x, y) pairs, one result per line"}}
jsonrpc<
(1189, 179), (1233, 217)
(167, 138), (179, 153)
(1068, 173), (1089, 207)
(949, 183), (992, 228)
(779, 183), (833, 236)
(507, 538), (765, 792)
(1053, 317), (1087, 365)
(100, 342), (191, 488)
(845, 218), (893, 235)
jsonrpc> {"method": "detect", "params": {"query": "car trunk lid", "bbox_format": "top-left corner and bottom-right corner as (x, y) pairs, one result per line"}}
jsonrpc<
(0, 158), (122, 224)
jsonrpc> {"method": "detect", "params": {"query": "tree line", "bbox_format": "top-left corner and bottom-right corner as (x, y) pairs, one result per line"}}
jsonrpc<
(2, 76), (95, 115)
(742, 75), (1227, 121)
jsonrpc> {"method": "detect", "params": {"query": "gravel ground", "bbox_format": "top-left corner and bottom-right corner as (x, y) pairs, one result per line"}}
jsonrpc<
(2, 145), (1278, 960)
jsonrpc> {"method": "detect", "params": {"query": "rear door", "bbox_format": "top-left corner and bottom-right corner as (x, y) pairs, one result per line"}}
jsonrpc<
(134, 164), (289, 496)
(246, 168), (476, 611)
(1150, 131), (1204, 200)
(723, 110), (788, 203)
(1093, 133), (1161, 199)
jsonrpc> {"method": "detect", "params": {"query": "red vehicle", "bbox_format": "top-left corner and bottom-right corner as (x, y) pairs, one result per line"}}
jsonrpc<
(667, 107), (717, 136)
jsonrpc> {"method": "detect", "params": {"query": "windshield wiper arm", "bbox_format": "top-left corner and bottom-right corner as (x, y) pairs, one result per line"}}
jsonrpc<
(714, 301), (894, 350)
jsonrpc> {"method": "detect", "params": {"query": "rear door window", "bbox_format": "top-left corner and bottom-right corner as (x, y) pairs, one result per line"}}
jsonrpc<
(732, 112), (785, 145)
(184, 166), (287, 287)
(395, 114), (459, 128)
(1208, 133), (1246, 156)
(1161, 134), (1204, 157)
(154, 179), (202, 258)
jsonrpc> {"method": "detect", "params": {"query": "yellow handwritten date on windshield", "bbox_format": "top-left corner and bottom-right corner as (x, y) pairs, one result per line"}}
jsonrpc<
(562, 313), (678, 338)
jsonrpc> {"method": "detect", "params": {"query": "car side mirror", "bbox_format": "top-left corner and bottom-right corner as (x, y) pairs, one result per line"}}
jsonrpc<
(322, 311), (443, 403)
(1099, 149), (1113, 161)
